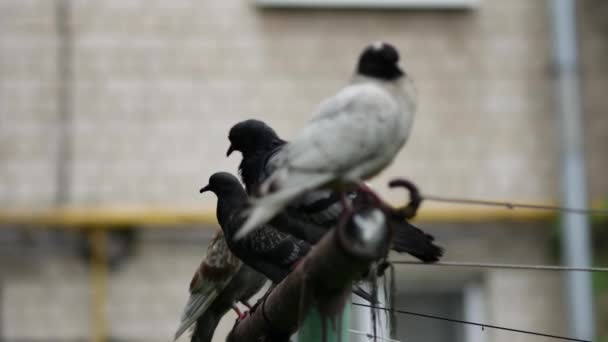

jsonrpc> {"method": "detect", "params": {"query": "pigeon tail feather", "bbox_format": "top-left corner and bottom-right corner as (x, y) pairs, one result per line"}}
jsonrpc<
(190, 309), (223, 342)
(174, 291), (219, 341)
(391, 220), (444, 263)
(236, 172), (333, 240)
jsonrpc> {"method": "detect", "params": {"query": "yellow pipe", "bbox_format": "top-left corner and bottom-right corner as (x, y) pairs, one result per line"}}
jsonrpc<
(0, 208), (218, 227)
(0, 195), (604, 228)
(89, 229), (108, 342)
(0, 207), (559, 228)
(413, 207), (556, 223)
(0, 198), (603, 228)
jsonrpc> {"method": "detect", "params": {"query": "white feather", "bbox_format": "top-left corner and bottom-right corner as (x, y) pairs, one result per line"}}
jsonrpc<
(236, 172), (333, 239)
(174, 287), (219, 341)
(173, 266), (240, 341)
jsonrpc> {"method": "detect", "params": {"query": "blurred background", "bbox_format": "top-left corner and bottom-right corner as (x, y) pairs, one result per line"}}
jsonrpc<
(0, 0), (607, 341)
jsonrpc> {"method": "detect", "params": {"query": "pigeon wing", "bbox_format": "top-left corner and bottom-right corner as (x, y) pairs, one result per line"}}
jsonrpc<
(237, 83), (400, 238)
(174, 232), (241, 340)
(279, 82), (399, 175)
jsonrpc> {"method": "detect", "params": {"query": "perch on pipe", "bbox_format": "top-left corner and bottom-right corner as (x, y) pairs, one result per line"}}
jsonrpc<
(227, 206), (392, 342)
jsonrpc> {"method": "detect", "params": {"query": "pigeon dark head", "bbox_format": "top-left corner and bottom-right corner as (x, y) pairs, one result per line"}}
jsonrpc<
(200, 172), (245, 197)
(200, 172), (249, 228)
(357, 41), (404, 81)
(227, 120), (287, 193)
(227, 119), (285, 157)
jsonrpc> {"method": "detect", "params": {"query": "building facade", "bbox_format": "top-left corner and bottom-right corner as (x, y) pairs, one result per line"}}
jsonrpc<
(1, 0), (606, 341)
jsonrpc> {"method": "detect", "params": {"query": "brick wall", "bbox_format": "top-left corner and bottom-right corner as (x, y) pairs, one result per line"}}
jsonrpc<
(0, 1), (604, 341)
(580, 0), (608, 199)
(0, 0), (60, 208)
(1, 0), (605, 210)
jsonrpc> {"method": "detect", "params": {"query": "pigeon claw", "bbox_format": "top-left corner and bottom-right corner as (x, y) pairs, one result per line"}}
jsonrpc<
(242, 300), (254, 310)
(232, 305), (247, 320)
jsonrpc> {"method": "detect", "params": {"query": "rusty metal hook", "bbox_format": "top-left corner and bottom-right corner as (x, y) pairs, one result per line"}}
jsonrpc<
(387, 178), (423, 220)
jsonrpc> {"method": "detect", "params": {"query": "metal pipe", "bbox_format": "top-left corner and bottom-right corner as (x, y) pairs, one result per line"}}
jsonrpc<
(548, 0), (595, 340)
(90, 229), (108, 342)
(463, 282), (485, 342)
(351, 282), (392, 342)
(54, 0), (73, 205)
(227, 208), (390, 341)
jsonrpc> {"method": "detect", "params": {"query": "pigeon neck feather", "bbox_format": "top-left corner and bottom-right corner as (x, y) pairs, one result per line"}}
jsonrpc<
(351, 74), (417, 113)
(216, 187), (249, 232)
(239, 142), (285, 194)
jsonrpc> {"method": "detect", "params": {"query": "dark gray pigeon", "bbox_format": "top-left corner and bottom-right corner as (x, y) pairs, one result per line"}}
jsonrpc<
(174, 230), (266, 342)
(199, 172), (374, 300)
(238, 42), (417, 238)
(228, 119), (343, 231)
(228, 119), (443, 262)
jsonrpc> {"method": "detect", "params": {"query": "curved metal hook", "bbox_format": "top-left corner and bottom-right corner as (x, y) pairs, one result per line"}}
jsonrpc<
(388, 178), (423, 220)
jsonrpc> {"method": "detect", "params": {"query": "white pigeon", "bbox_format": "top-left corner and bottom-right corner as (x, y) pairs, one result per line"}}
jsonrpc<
(236, 41), (417, 239)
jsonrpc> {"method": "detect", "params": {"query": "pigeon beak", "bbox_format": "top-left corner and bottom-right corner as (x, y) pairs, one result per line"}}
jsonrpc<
(199, 185), (211, 193)
(396, 64), (405, 77)
(226, 144), (235, 157)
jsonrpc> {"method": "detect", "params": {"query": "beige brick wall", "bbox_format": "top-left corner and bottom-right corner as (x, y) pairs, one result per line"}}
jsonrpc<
(2, 250), (90, 339)
(0, 1), (603, 340)
(580, 0), (608, 200)
(0, 0), (61, 208)
(1, 0), (605, 210)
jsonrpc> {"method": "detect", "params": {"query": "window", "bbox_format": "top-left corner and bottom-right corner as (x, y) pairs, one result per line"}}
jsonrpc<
(394, 292), (465, 341)
(255, 0), (479, 10)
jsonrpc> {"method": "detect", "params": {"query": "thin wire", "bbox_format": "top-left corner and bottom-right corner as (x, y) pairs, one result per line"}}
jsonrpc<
(349, 329), (401, 342)
(352, 303), (590, 342)
(422, 194), (608, 215)
(391, 260), (608, 273)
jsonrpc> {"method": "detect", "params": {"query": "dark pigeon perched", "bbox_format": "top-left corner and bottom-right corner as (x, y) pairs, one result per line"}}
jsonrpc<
(200, 172), (373, 300)
(174, 230), (266, 342)
(227, 119), (443, 263)
(227, 120), (332, 243)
